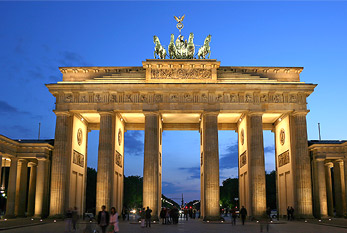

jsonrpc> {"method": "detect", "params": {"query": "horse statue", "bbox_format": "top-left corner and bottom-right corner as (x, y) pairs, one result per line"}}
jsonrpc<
(187, 32), (195, 59)
(168, 34), (177, 59)
(153, 35), (167, 59)
(197, 35), (211, 59)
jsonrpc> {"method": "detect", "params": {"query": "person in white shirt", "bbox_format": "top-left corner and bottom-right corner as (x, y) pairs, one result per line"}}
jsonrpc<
(109, 207), (119, 233)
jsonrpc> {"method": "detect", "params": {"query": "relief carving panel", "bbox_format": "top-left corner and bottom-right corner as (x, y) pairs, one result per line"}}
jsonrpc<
(73, 150), (84, 168)
(151, 68), (212, 80)
(115, 150), (123, 168)
(278, 150), (290, 167)
(240, 151), (247, 168)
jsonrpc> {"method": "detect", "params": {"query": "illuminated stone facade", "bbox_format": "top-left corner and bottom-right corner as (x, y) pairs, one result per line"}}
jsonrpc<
(0, 135), (53, 218)
(45, 59), (317, 220)
(4, 58), (345, 220)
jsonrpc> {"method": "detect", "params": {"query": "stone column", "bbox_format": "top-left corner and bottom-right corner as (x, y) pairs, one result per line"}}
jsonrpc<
(344, 158), (347, 216)
(247, 113), (266, 217)
(314, 158), (328, 218)
(50, 112), (72, 217)
(290, 113), (313, 217)
(5, 157), (18, 218)
(333, 160), (346, 217)
(202, 112), (220, 220)
(325, 163), (334, 217)
(27, 163), (37, 216)
(15, 159), (28, 217)
(143, 112), (160, 220)
(35, 159), (50, 217)
(96, 112), (114, 212)
(0, 155), (2, 190)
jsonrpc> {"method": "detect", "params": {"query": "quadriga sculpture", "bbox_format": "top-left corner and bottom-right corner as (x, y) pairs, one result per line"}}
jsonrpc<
(187, 33), (195, 59)
(168, 34), (177, 59)
(153, 35), (167, 59)
(198, 35), (211, 59)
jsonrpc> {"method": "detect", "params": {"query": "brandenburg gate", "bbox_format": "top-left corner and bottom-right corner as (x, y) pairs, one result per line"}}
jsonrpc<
(1, 16), (347, 221)
(46, 55), (316, 219)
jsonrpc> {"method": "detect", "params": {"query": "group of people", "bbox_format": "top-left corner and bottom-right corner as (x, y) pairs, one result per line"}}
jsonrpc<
(183, 207), (198, 220)
(65, 207), (79, 232)
(159, 206), (181, 224)
(140, 206), (153, 228)
(97, 205), (119, 233)
(287, 206), (295, 220)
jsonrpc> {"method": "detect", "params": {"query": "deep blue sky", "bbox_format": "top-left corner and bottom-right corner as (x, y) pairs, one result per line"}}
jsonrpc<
(1, 1), (346, 202)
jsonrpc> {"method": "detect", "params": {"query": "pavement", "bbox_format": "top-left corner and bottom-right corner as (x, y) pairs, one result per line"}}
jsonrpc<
(0, 217), (347, 233)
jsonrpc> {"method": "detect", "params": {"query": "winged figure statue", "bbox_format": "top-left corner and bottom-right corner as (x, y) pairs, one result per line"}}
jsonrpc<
(174, 15), (185, 23)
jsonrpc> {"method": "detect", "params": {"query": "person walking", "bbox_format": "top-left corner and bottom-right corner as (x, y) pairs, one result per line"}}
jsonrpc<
(231, 207), (237, 225)
(145, 206), (152, 228)
(72, 206), (78, 231)
(65, 208), (73, 232)
(184, 208), (188, 221)
(98, 205), (110, 233)
(287, 206), (290, 221)
(290, 207), (294, 220)
(240, 206), (247, 225)
(109, 207), (119, 233)
(160, 208), (166, 224)
(266, 207), (271, 220)
(140, 208), (146, 228)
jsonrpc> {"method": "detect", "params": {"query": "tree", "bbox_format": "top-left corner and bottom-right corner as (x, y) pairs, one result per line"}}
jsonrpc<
(123, 176), (143, 209)
(220, 178), (239, 209)
(86, 167), (97, 214)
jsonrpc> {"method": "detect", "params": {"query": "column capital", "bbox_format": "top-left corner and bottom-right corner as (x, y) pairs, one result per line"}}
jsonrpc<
(247, 111), (263, 117)
(18, 159), (29, 164)
(28, 162), (37, 167)
(325, 162), (333, 168)
(98, 111), (114, 116)
(202, 111), (219, 116)
(53, 111), (71, 117)
(36, 154), (49, 161)
(291, 110), (309, 117)
(143, 111), (159, 116)
(314, 156), (326, 162)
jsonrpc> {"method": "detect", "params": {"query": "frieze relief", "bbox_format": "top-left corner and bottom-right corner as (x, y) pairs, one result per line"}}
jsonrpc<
(57, 91), (305, 105)
(240, 151), (247, 168)
(73, 150), (84, 168)
(115, 150), (122, 168)
(278, 150), (290, 167)
(151, 68), (212, 80)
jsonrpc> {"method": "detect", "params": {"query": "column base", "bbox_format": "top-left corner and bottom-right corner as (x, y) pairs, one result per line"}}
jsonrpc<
(203, 216), (222, 221)
(150, 216), (159, 221)
(48, 214), (65, 219)
(3, 214), (16, 219)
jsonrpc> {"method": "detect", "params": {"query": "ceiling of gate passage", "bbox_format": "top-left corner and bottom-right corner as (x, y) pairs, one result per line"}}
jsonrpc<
(80, 112), (282, 128)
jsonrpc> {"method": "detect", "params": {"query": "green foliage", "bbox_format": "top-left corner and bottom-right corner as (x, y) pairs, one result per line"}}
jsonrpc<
(220, 178), (239, 208)
(266, 170), (277, 210)
(86, 167), (97, 214)
(123, 175), (143, 209)
(219, 171), (277, 210)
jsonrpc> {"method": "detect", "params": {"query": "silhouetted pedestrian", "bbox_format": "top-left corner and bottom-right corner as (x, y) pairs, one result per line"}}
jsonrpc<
(287, 206), (290, 220)
(145, 206), (152, 228)
(97, 205), (110, 233)
(290, 207), (294, 220)
(65, 208), (73, 232)
(72, 206), (78, 231)
(140, 208), (145, 228)
(160, 208), (166, 224)
(231, 207), (237, 225)
(240, 206), (247, 225)
(266, 207), (271, 220)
